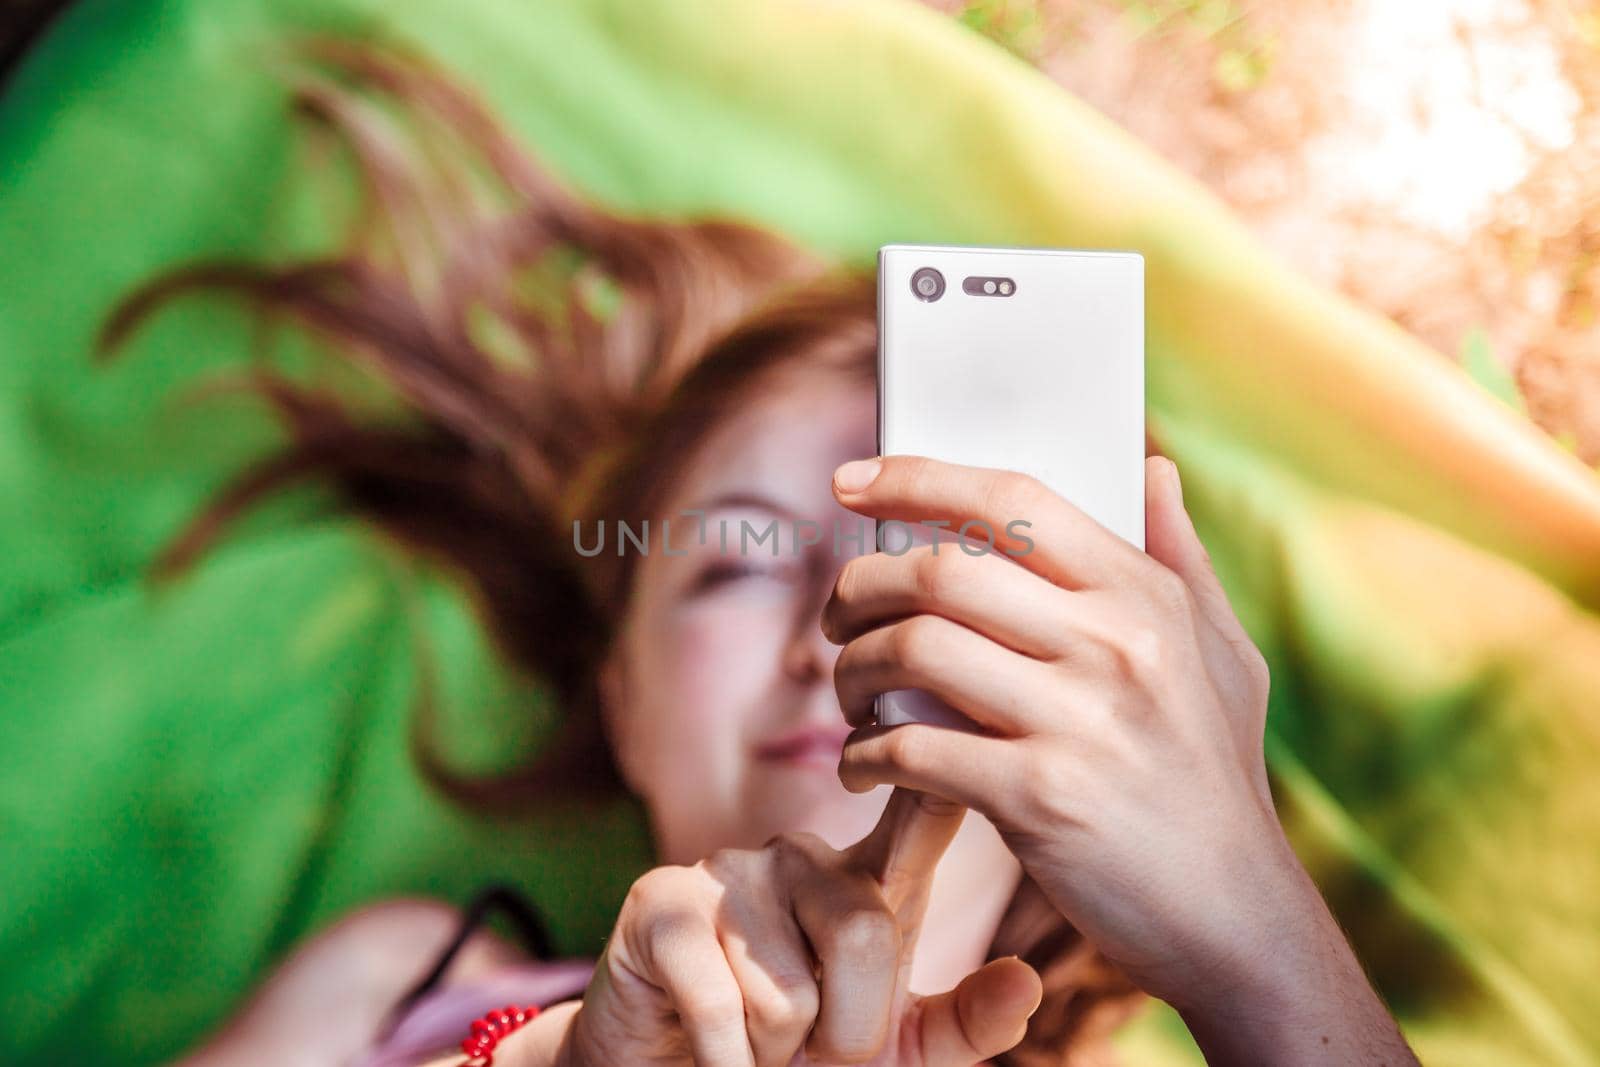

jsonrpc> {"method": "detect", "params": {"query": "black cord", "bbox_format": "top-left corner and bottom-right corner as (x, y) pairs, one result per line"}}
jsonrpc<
(382, 883), (557, 1033)
(0, 0), (74, 89)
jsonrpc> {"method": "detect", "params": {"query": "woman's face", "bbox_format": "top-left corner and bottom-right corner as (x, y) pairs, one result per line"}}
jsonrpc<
(602, 363), (884, 864)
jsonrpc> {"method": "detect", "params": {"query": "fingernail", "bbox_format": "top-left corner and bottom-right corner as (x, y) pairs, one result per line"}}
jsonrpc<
(833, 458), (882, 494)
(1166, 459), (1183, 503)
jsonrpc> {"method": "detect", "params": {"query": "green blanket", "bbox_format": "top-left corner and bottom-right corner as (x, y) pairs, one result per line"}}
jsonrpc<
(3, 1), (1598, 1064)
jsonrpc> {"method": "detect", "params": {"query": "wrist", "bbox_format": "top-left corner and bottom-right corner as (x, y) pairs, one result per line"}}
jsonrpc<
(1178, 825), (1333, 1011)
(1168, 838), (1412, 1065)
(1158, 806), (1318, 1004)
(494, 1000), (584, 1067)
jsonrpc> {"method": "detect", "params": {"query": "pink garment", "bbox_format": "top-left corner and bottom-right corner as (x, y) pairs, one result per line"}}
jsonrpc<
(355, 959), (594, 1067)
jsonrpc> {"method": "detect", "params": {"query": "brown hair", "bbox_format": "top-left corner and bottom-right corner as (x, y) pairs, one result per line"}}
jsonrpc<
(101, 41), (1141, 1062)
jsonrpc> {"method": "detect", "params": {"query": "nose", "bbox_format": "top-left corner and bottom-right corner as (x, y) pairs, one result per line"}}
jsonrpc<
(782, 576), (841, 685)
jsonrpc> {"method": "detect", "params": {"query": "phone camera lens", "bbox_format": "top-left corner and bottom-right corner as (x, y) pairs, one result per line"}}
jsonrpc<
(911, 267), (945, 303)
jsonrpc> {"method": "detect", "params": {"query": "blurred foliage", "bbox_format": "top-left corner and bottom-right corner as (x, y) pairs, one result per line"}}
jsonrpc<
(1459, 328), (1599, 470)
(956, 0), (1053, 61)
(934, 0), (1600, 463)
(952, 0), (1276, 91)
(1111, 0), (1276, 92)
(1210, 38), (1275, 93)
(1460, 327), (1529, 416)
(1116, 0), (1242, 37)
(1566, 248), (1597, 329)
(1576, 10), (1600, 51)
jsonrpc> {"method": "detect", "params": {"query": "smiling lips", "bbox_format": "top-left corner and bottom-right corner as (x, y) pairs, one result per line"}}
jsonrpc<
(755, 725), (853, 767)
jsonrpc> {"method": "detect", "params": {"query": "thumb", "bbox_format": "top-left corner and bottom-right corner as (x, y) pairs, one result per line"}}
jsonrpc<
(913, 956), (1042, 1066)
(1142, 456), (1236, 631)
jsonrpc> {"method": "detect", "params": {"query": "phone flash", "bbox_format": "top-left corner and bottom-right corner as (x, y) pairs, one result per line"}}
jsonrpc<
(962, 275), (1017, 297)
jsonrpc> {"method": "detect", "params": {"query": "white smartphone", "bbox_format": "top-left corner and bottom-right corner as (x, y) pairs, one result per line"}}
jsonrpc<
(876, 243), (1145, 729)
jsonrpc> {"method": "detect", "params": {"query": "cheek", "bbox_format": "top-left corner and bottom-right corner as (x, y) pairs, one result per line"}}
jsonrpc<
(624, 597), (791, 788)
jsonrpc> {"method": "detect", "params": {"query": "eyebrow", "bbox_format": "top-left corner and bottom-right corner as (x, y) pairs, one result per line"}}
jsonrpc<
(685, 490), (804, 523)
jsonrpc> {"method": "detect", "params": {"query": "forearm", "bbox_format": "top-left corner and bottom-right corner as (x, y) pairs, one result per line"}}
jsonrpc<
(1176, 845), (1417, 1067)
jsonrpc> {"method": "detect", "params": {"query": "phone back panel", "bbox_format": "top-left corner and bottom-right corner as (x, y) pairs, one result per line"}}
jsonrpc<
(877, 244), (1145, 727)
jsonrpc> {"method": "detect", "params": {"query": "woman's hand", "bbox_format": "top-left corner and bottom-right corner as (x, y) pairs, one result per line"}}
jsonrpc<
(501, 790), (1041, 1067)
(823, 454), (1416, 1066)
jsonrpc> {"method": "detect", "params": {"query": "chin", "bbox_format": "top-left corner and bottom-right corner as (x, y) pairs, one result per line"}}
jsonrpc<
(745, 777), (888, 851)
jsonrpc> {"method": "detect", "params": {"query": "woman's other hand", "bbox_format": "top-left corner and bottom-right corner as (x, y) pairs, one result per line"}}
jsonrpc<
(825, 454), (1417, 1066)
(502, 790), (1040, 1067)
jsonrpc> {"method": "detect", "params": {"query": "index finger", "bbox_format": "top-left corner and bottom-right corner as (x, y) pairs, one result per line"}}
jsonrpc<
(831, 454), (1147, 590)
(846, 786), (967, 914)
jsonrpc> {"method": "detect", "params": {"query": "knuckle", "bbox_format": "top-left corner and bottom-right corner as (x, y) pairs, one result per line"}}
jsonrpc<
(914, 546), (967, 601)
(623, 866), (709, 928)
(882, 722), (931, 772)
(985, 470), (1046, 526)
(838, 646), (864, 703)
(748, 974), (818, 1031)
(826, 905), (900, 963)
(765, 829), (831, 871)
(830, 555), (867, 606)
(1015, 745), (1077, 826)
(678, 986), (745, 1031)
(817, 1041), (879, 1066)
(623, 865), (677, 910)
(818, 604), (840, 646)
(701, 846), (757, 884)
(823, 560), (867, 643)
(641, 903), (704, 959)
(900, 454), (939, 496)
(890, 614), (946, 671)
(1058, 613), (1118, 673)
(1084, 639), (1127, 681)
(1150, 568), (1194, 616)
(1113, 623), (1167, 681)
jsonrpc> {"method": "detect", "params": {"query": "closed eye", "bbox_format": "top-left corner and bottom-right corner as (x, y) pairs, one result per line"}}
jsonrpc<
(688, 558), (800, 595)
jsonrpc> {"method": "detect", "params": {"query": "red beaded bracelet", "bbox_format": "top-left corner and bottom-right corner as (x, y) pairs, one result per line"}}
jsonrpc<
(457, 1004), (542, 1066)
